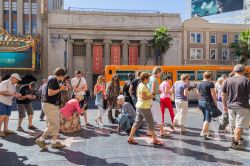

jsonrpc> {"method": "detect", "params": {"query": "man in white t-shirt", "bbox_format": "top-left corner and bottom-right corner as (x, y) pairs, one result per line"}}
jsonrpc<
(0, 73), (22, 137)
(71, 70), (90, 126)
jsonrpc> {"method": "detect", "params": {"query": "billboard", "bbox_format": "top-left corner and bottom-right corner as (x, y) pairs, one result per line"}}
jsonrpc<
(191, 0), (244, 17)
(0, 52), (33, 68)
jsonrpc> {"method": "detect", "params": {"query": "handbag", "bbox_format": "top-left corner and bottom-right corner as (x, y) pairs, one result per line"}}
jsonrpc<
(72, 78), (81, 98)
(198, 81), (222, 118)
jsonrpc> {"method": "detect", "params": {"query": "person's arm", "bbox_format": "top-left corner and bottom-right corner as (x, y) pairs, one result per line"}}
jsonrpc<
(82, 78), (88, 91)
(129, 84), (133, 96)
(151, 81), (156, 94)
(141, 91), (154, 100)
(210, 88), (217, 106)
(184, 88), (188, 97)
(48, 80), (66, 96)
(75, 101), (84, 115)
(94, 85), (102, 96)
(221, 81), (228, 112)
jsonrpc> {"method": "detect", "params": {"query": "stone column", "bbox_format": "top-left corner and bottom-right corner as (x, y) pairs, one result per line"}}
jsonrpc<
(139, 40), (148, 65)
(17, 0), (23, 35)
(0, 0), (3, 27)
(103, 39), (112, 66)
(205, 31), (210, 61)
(183, 30), (188, 64)
(121, 40), (130, 65)
(67, 39), (74, 76)
(84, 39), (93, 91)
(29, 0), (32, 34)
(8, 0), (11, 33)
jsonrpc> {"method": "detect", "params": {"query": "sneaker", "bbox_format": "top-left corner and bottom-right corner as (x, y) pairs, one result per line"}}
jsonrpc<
(35, 139), (48, 150)
(99, 122), (104, 127)
(95, 118), (101, 126)
(17, 127), (25, 132)
(0, 131), (6, 137)
(28, 125), (38, 130)
(51, 141), (65, 149)
(231, 142), (245, 151)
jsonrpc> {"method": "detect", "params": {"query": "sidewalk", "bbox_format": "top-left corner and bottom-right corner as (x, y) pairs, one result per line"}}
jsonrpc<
(0, 108), (250, 166)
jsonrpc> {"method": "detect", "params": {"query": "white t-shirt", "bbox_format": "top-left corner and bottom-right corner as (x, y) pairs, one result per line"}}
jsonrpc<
(71, 77), (87, 95)
(0, 79), (16, 106)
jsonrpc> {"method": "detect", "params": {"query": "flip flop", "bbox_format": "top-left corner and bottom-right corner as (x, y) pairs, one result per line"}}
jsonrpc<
(127, 138), (138, 145)
(153, 139), (164, 146)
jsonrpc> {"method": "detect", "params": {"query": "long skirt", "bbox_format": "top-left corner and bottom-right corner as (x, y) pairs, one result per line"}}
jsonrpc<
(59, 112), (81, 133)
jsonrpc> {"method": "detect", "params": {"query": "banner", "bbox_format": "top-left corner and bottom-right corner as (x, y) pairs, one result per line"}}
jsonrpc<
(92, 45), (103, 74)
(0, 52), (32, 68)
(111, 45), (121, 65)
(191, 0), (244, 17)
(129, 46), (138, 65)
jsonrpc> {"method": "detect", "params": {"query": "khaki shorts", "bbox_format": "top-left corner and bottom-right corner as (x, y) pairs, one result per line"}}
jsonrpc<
(17, 103), (34, 119)
(228, 108), (250, 129)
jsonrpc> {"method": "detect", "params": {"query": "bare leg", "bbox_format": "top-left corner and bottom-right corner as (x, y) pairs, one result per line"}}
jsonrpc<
(202, 121), (209, 134)
(28, 115), (33, 127)
(128, 127), (137, 139)
(0, 115), (6, 131)
(4, 116), (9, 131)
(84, 109), (88, 124)
(18, 118), (23, 128)
(234, 128), (243, 142)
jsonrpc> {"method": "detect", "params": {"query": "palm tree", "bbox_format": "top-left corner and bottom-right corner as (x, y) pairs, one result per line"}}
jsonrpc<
(230, 29), (250, 66)
(148, 27), (173, 65)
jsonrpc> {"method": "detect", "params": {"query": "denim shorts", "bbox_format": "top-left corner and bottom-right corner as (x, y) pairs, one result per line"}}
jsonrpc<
(198, 100), (212, 123)
(0, 102), (12, 116)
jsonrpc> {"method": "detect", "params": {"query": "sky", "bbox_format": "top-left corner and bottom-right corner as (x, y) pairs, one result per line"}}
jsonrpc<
(64, 0), (187, 19)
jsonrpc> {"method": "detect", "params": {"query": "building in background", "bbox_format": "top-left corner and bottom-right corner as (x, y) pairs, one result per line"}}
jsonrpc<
(0, 0), (64, 81)
(47, 8), (183, 90)
(182, 16), (250, 66)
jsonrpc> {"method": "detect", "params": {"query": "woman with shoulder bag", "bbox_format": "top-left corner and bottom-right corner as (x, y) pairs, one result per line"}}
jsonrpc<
(197, 71), (218, 140)
(127, 72), (163, 146)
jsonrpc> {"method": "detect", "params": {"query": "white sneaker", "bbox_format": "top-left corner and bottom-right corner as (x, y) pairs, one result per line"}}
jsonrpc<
(99, 122), (104, 127)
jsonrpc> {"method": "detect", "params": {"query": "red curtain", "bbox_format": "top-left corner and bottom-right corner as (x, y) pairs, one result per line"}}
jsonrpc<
(92, 45), (103, 74)
(111, 45), (121, 65)
(129, 46), (138, 65)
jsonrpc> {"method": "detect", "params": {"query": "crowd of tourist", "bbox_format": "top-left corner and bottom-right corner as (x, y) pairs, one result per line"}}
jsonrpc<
(0, 64), (249, 151)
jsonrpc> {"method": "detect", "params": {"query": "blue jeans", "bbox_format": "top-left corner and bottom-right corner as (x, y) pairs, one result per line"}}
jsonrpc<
(116, 114), (133, 132)
(198, 100), (212, 123)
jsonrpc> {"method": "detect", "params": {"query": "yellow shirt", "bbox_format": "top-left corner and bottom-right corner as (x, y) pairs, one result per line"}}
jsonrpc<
(136, 83), (152, 109)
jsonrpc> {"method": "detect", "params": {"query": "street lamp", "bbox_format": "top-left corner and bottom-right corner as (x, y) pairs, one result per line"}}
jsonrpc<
(60, 34), (71, 73)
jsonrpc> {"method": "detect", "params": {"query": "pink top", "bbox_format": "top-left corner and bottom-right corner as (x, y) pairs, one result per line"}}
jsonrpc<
(60, 99), (82, 120)
(95, 84), (106, 96)
(159, 81), (171, 98)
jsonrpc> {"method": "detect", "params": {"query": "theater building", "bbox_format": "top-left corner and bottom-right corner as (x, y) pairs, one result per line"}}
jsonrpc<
(47, 9), (183, 90)
(182, 16), (250, 66)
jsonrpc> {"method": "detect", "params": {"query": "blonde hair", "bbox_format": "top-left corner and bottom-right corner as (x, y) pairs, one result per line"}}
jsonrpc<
(180, 74), (189, 81)
(75, 93), (84, 101)
(203, 71), (213, 80)
(96, 75), (104, 85)
(152, 66), (162, 75)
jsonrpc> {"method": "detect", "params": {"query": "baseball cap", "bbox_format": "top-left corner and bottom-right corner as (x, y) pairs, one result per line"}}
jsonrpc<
(233, 64), (245, 73)
(11, 73), (21, 81)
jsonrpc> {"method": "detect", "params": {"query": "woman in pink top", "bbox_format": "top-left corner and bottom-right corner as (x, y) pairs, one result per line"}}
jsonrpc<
(59, 94), (84, 133)
(159, 75), (175, 131)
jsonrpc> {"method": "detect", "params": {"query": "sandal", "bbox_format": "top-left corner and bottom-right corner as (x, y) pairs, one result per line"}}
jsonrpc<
(159, 133), (171, 138)
(153, 139), (164, 146)
(127, 138), (138, 145)
(17, 127), (25, 132)
(4, 130), (15, 134)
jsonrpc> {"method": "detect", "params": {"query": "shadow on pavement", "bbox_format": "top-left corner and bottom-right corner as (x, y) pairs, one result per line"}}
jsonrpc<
(47, 149), (128, 166)
(0, 143), (38, 166)
(137, 144), (243, 165)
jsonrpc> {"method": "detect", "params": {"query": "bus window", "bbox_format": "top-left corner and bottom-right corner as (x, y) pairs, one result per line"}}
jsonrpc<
(109, 70), (112, 75)
(197, 71), (214, 81)
(177, 71), (195, 81)
(116, 70), (134, 81)
(216, 71), (231, 79)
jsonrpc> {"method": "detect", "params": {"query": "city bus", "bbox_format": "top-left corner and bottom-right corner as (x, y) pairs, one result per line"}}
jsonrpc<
(104, 65), (250, 101)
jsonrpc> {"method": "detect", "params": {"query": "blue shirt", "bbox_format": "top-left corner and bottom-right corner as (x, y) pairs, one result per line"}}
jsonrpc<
(173, 81), (188, 101)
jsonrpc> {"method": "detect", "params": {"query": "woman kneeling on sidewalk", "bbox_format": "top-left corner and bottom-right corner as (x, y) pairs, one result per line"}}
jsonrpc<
(127, 72), (163, 146)
(59, 93), (84, 133)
